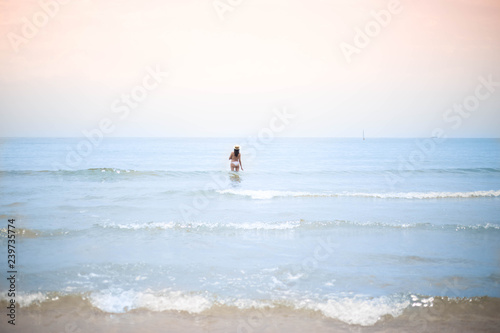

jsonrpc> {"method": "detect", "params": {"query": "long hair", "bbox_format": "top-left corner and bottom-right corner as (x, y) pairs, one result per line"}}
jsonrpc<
(234, 149), (239, 157)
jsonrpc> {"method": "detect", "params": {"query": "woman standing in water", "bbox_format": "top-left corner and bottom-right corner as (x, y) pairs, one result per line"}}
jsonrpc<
(229, 145), (243, 171)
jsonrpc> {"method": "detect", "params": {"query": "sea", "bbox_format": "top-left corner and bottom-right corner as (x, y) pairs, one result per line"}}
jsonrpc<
(0, 137), (499, 331)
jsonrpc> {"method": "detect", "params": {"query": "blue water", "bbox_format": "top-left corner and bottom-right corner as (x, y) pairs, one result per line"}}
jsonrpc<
(0, 138), (499, 325)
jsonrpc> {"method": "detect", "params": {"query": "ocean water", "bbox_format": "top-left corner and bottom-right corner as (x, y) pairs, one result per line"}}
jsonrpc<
(0, 137), (499, 328)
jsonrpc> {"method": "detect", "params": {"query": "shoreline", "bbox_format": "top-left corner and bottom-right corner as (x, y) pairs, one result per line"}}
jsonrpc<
(1, 296), (499, 333)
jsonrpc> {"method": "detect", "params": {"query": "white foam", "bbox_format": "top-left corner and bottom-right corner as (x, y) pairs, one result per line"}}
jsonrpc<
(298, 296), (410, 326)
(227, 221), (302, 230)
(100, 220), (302, 231)
(0, 292), (47, 307)
(217, 189), (313, 199)
(217, 189), (500, 200)
(456, 223), (500, 230)
(98, 220), (500, 232)
(89, 289), (212, 314)
(348, 190), (500, 199)
(410, 295), (434, 308)
(6, 291), (415, 326)
(218, 295), (411, 326)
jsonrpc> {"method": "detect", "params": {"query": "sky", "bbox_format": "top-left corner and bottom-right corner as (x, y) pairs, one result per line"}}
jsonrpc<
(0, 0), (499, 138)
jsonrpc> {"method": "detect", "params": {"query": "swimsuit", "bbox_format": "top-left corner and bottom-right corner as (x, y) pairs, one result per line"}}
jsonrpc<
(231, 161), (239, 166)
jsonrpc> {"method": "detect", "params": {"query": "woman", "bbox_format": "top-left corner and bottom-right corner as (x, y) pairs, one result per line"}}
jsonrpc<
(229, 145), (243, 171)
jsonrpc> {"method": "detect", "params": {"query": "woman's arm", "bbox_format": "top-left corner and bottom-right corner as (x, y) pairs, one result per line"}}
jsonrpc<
(229, 152), (233, 160)
(239, 155), (243, 171)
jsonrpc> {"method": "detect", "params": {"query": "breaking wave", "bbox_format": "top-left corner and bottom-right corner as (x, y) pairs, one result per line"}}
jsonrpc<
(217, 189), (500, 200)
(0, 290), (446, 326)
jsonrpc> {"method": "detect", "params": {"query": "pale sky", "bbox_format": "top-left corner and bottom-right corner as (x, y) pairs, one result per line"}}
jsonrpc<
(0, 0), (499, 137)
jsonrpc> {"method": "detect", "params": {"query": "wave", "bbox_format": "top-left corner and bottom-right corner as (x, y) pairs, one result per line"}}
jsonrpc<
(217, 189), (500, 200)
(0, 227), (69, 239)
(98, 220), (306, 231)
(2, 291), (498, 327)
(0, 227), (40, 238)
(384, 167), (500, 175)
(2, 167), (500, 177)
(1, 291), (398, 326)
(4, 221), (498, 239)
(0, 168), (164, 177)
(0, 168), (240, 177)
(97, 220), (500, 232)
